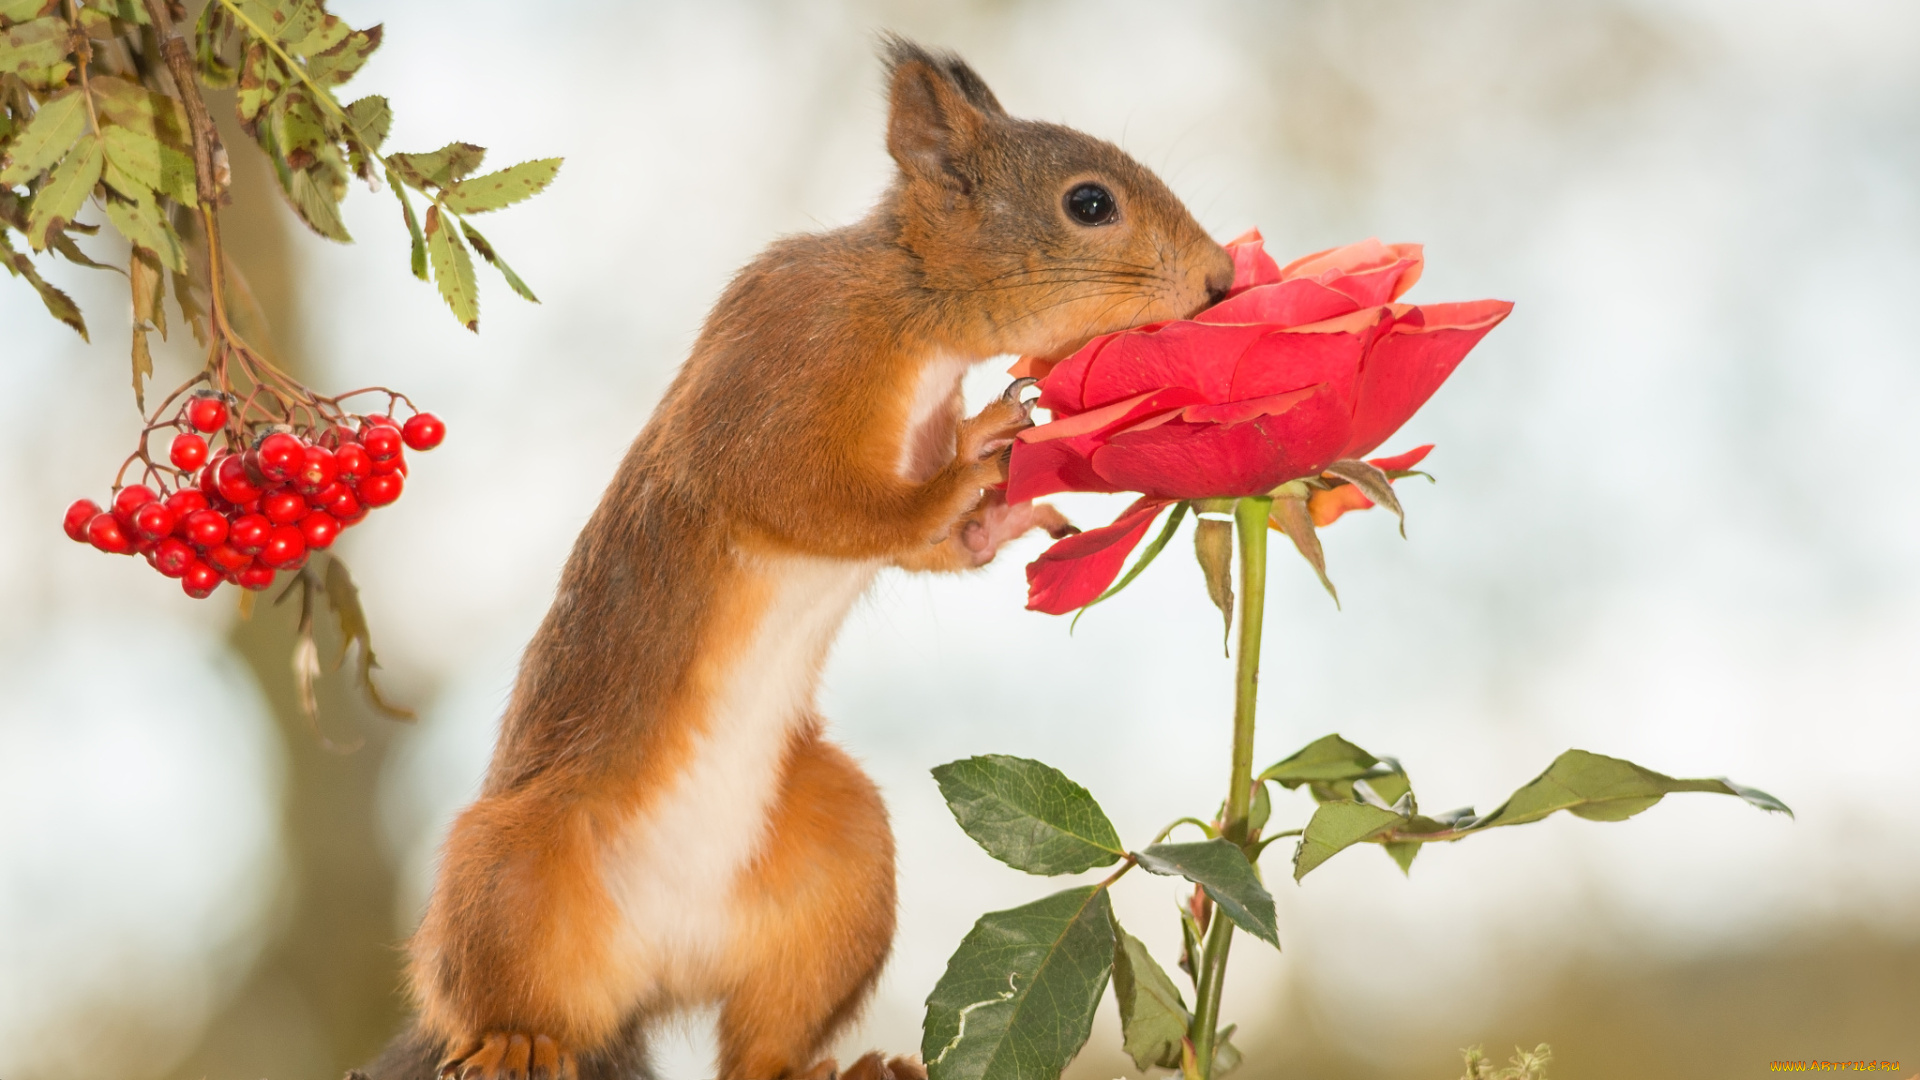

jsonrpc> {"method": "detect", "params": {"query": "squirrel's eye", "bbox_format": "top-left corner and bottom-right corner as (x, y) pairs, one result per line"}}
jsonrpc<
(1064, 183), (1117, 226)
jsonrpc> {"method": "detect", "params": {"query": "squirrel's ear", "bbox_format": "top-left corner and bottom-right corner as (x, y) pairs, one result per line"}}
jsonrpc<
(882, 35), (1003, 192)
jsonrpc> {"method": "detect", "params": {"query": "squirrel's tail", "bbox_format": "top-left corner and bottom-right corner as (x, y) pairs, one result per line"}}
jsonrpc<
(349, 1017), (654, 1080)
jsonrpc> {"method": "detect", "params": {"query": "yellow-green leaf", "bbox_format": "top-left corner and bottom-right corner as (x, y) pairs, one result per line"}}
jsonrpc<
(0, 0), (58, 24)
(441, 157), (560, 214)
(424, 203), (476, 331)
(0, 86), (85, 185)
(388, 168), (425, 279)
(1194, 517), (1233, 653)
(459, 218), (537, 303)
(0, 16), (68, 77)
(25, 136), (103, 250)
(103, 191), (185, 272)
(343, 93), (389, 150)
(387, 141), (484, 188)
(101, 124), (164, 193)
(304, 22), (379, 86)
(1, 225), (86, 338)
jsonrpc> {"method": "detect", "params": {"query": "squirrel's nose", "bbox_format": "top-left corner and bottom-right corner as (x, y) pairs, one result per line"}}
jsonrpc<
(1204, 270), (1232, 308)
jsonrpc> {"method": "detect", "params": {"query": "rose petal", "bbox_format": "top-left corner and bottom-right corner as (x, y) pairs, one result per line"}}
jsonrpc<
(1367, 444), (1433, 472)
(1195, 277), (1364, 329)
(1179, 386), (1320, 427)
(1308, 483), (1375, 527)
(1226, 310), (1388, 406)
(1278, 238), (1418, 282)
(1089, 388), (1353, 499)
(1008, 387), (1204, 503)
(1024, 497), (1171, 615)
(1225, 228), (1280, 295)
(1078, 321), (1273, 412)
(1343, 300), (1512, 459)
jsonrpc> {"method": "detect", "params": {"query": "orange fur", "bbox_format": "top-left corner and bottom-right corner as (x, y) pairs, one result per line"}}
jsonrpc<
(373, 37), (1232, 1080)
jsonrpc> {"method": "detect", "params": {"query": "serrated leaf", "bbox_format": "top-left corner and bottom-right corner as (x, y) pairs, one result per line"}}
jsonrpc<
(281, 162), (351, 241)
(1, 226), (86, 337)
(424, 203), (477, 330)
(1134, 840), (1279, 948)
(130, 245), (164, 338)
(48, 227), (109, 269)
(1269, 491), (1338, 606)
(1111, 918), (1188, 1071)
(304, 22), (379, 86)
(104, 189), (186, 272)
(322, 554), (412, 719)
(192, 0), (238, 87)
(0, 16), (68, 77)
(101, 123), (164, 193)
(25, 136), (102, 250)
(1471, 749), (1792, 829)
(130, 325), (152, 410)
(1193, 517), (1233, 653)
(934, 755), (1123, 875)
(235, 41), (282, 125)
(1383, 841), (1419, 875)
(922, 885), (1114, 1080)
(1322, 458), (1406, 536)
(459, 218), (538, 303)
(387, 141), (484, 188)
(441, 156), (560, 214)
(388, 168), (425, 279)
(1292, 801), (1405, 881)
(343, 93), (389, 149)
(0, 0), (58, 23)
(0, 87), (84, 185)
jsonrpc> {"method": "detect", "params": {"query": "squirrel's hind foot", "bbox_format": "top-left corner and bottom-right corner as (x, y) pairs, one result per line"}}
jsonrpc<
(839, 1052), (927, 1080)
(438, 1033), (575, 1080)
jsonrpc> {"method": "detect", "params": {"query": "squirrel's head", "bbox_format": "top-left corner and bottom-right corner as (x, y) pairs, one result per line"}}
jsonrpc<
(880, 37), (1236, 359)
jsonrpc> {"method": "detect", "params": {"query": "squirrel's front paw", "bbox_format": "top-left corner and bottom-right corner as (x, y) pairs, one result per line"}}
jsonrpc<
(841, 1052), (927, 1080)
(439, 1033), (574, 1080)
(956, 492), (1077, 566)
(956, 378), (1039, 475)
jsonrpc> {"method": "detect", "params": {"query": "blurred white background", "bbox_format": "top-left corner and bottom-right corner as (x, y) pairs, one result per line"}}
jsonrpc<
(4, 1), (1918, 1078)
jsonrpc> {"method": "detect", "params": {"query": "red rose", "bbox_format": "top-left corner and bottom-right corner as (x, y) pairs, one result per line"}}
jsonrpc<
(1012, 232), (1511, 614)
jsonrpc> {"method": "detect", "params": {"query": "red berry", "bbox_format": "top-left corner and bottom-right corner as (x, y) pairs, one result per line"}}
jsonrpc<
(64, 498), (101, 542)
(154, 537), (195, 578)
(371, 446), (407, 475)
(170, 432), (209, 471)
(299, 510), (341, 550)
(216, 454), (264, 505)
(263, 490), (307, 525)
(402, 412), (446, 451)
(228, 513), (271, 555)
(87, 513), (133, 554)
(113, 484), (158, 517)
(338, 503), (369, 527)
(182, 559), (222, 598)
(256, 432), (305, 484)
(206, 542), (251, 573)
(332, 442), (372, 484)
(199, 457), (223, 500)
(313, 482), (359, 518)
(356, 471), (403, 508)
(361, 423), (403, 462)
(294, 445), (338, 495)
(186, 395), (228, 434)
(238, 564), (277, 591)
(182, 509), (229, 548)
(258, 524), (307, 569)
(165, 489), (210, 521)
(132, 501), (177, 541)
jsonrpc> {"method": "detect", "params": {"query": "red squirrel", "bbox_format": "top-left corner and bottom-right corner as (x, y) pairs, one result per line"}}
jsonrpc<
(359, 37), (1232, 1080)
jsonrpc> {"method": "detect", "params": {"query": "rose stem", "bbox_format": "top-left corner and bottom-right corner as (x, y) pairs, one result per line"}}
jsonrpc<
(1189, 494), (1272, 1078)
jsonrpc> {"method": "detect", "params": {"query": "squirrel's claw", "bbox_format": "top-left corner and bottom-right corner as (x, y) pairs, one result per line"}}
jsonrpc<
(439, 1033), (574, 1080)
(1001, 377), (1039, 420)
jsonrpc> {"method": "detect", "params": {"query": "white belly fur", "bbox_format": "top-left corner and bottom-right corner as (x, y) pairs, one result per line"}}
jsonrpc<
(600, 549), (879, 1006)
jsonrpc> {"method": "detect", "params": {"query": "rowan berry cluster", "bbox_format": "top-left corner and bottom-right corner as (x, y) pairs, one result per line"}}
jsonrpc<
(63, 390), (446, 599)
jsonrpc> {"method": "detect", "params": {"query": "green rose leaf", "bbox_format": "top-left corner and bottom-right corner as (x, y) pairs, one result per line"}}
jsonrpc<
(1110, 916), (1188, 1071)
(1472, 749), (1792, 829)
(1292, 801), (1406, 881)
(933, 755), (1123, 876)
(1134, 840), (1279, 948)
(1193, 517), (1233, 653)
(441, 157), (561, 215)
(1261, 732), (1412, 806)
(922, 885), (1114, 1080)
(0, 87), (85, 186)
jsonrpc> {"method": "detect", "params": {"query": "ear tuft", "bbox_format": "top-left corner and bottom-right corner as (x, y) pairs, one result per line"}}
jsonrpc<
(879, 33), (1004, 191)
